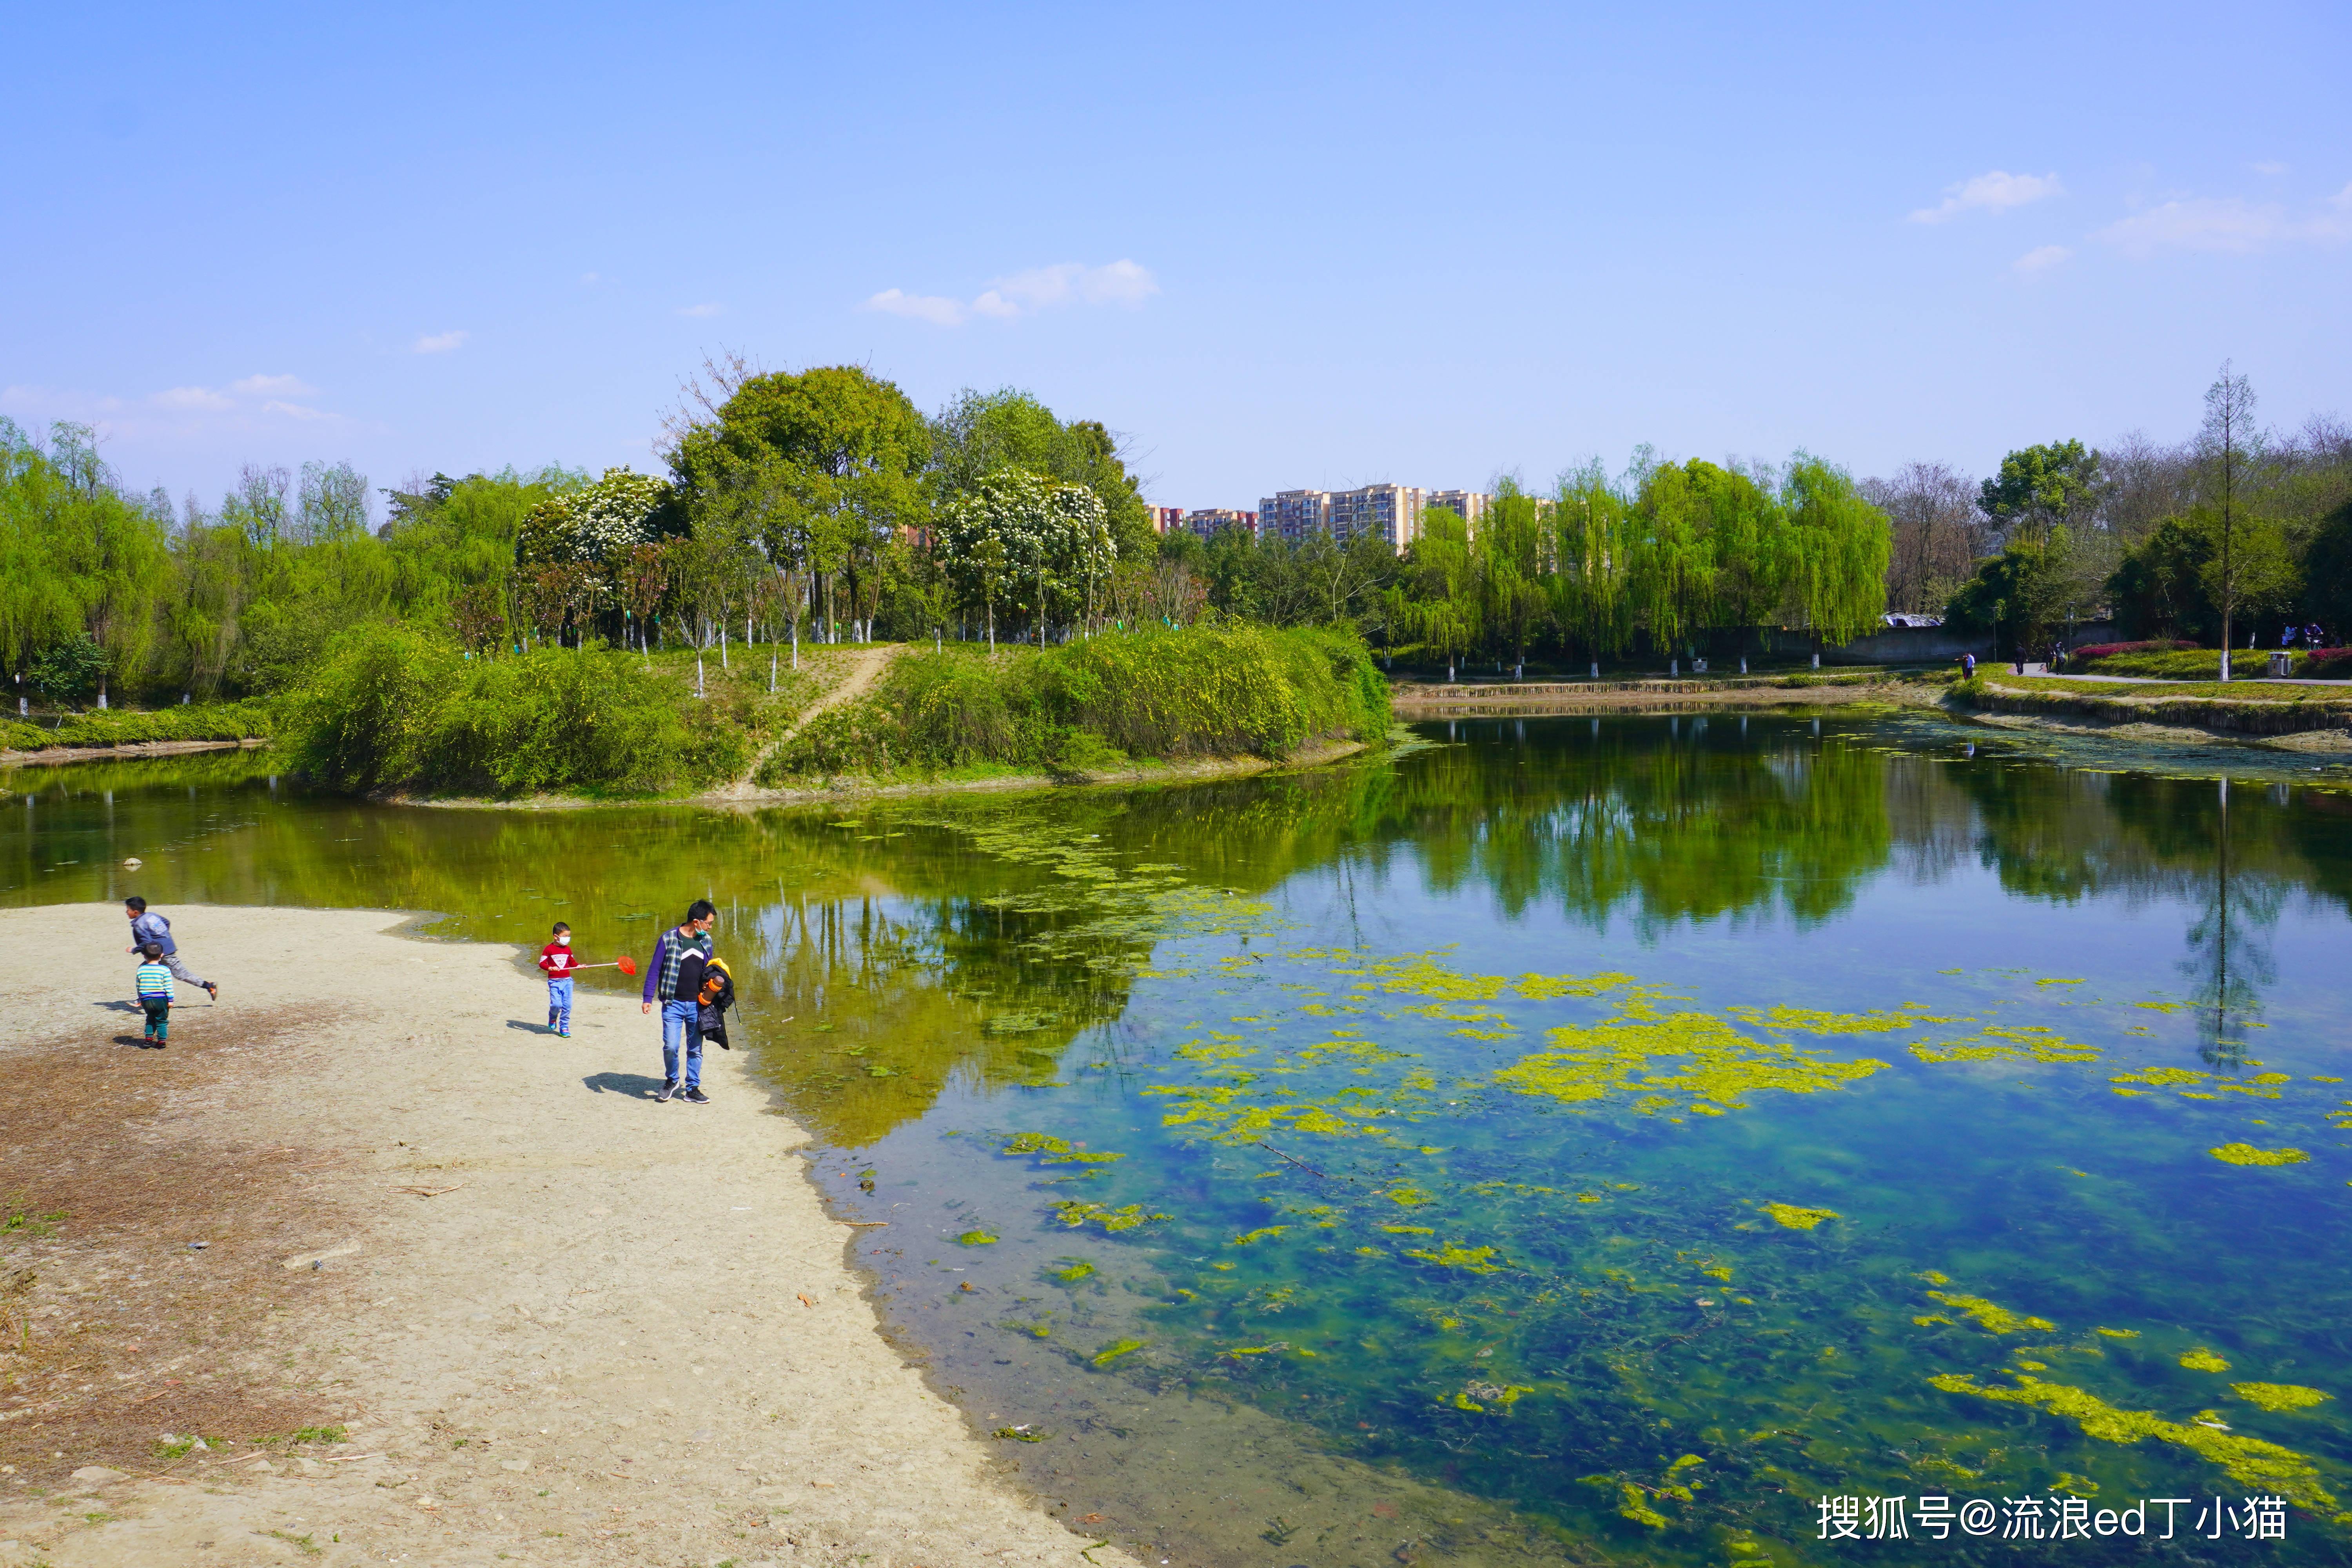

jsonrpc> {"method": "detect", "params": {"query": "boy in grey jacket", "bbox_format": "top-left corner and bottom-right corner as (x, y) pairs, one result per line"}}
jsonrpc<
(124, 898), (218, 1001)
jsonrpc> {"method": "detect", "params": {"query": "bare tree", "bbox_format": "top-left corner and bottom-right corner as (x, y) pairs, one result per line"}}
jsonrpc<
(2200, 363), (2259, 679)
(1864, 463), (1980, 614)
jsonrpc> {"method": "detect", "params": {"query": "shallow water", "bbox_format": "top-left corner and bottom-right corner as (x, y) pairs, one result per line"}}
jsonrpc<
(8, 715), (2352, 1566)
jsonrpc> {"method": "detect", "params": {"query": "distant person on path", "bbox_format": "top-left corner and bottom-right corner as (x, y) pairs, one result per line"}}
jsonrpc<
(537, 921), (578, 1037)
(1960, 652), (1977, 679)
(124, 897), (216, 1001)
(642, 900), (716, 1103)
(135, 943), (174, 1044)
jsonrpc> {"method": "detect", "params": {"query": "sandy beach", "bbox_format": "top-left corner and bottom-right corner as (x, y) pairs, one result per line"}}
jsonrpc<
(0, 904), (1140, 1568)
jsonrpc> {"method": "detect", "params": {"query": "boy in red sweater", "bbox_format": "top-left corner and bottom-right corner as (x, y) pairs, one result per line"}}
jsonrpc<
(537, 922), (578, 1036)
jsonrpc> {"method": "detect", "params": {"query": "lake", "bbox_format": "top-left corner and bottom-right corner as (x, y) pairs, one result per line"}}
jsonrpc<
(7, 713), (2351, 1566)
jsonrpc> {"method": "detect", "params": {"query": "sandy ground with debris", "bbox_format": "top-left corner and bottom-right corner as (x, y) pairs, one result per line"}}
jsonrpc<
(0, 904), (1139, 1568)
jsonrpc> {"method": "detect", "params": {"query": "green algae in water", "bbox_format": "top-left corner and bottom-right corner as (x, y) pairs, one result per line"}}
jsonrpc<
(1049, 1259), (1095, 1283)
(1758, 1203), (1840, 1231)
(2180, 1347), (2232, 1372)
(1402, 1243), (1507, 1273)
(1091, 1338), (1147, 1367)
(957, 1229), (999, 1245)
(1497, 1010), (1887, 1115)
(2234, 1382), (2333, 1412)
(1928, 1373), (2339, 1512)
(1050, 1200), (1169, 1233)
(1925, 1290), (2057, 1334)
(2210, 1142), (2310, 1166)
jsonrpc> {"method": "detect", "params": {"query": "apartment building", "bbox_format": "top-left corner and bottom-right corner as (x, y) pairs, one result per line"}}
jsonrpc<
(1258, 489), (1331, 545)
(1143, 506), (1185, 534)
(1423, 489), (1492, 532)
(1180, 508), (1258, 540)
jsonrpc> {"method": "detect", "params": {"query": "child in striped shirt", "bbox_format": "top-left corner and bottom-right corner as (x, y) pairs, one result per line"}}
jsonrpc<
(136, 942), (174, 1044)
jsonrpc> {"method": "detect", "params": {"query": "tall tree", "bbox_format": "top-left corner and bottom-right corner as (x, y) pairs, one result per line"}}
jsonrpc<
(2198, 363), (2259, 679)
(1978, 439), (2102, 550)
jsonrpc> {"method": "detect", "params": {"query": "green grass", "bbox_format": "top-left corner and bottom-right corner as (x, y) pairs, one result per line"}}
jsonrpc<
(2073, 648), (2337, 680)
(281, 626), (754, 797)
(0, 701), (272, 753)
(1977, 674), (2352, 706)
(760, 624), (1390, 785)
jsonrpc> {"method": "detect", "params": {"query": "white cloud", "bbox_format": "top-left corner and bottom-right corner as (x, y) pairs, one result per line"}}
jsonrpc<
(866, 261), (1160, 327)
(2253, 161), (2288, 177)
(2098, 197), (2287, 255)
(412, 330), (468, 354)
(865, 288), (967, 325)
(677, 302), (724, 318)
(1910, 171), (2063, 223)
(260, 400), (336, 421)
(2095, 182), (2352, 256)
(2013, 245), (2072, 274)
(154, 385), (235, 411)
(229, 373), (318, 398)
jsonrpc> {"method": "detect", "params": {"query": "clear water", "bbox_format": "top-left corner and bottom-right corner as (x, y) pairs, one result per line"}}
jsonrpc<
(9, 716), (2352, 1566)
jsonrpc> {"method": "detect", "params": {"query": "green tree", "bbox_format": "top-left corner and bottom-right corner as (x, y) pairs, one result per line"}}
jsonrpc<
(670, 363), (929, 646)
(1779, 454), (1891, 648)
(1979, 439), (2102, 550)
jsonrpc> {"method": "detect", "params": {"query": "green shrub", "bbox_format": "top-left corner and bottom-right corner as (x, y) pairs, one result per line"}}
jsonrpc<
(761, 624), (1387, 783)
(0, 701), (274, 752)
(283, 625), (745, 797)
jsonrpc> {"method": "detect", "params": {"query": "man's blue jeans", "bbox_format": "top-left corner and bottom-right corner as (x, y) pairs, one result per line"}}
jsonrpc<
(661, 998), (702, 1089)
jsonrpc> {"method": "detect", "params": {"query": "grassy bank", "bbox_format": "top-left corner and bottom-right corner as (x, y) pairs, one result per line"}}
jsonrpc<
(758, 625), (1389, 786)
(2074, 647), (2351, 680)
(1952, 674), (2352, 738)
(281, 625), (784, 797)
(0, 700), (274, 753)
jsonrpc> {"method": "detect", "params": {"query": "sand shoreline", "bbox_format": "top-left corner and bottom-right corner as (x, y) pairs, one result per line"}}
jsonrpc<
(0, 904), (1139, 1568)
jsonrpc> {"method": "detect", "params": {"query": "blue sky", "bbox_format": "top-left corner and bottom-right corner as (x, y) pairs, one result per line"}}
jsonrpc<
(4, 1), (2347, 516)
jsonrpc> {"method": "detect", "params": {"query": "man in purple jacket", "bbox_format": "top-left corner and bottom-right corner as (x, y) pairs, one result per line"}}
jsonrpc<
(641, 900), (716, 1103)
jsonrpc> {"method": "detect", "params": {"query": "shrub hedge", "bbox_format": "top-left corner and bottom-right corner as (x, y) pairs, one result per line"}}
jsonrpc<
(0, 701), (274, 753)
(761, 624), (1389, 784)
(283, 625), (746, 797)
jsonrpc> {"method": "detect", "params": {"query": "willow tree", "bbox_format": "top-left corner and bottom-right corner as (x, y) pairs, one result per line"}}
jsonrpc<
(1779, 454), (1892, 646)
(1550, 460), (1637, 657)
(1691, 460), (1788, 636)
(1478, 481), (1552, 668)
(1630, 461), (1719, 656)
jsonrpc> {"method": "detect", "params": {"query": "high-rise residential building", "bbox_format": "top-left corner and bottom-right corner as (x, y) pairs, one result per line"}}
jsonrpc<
(1143, 505), (1185, 534)
(1258, 489), (1330, 545)
(1180, 508), (1257, 540)
(1328, 484), (1426, 552)
(1253, 484), (1495, 553)
(1423, 489), (1492, 533)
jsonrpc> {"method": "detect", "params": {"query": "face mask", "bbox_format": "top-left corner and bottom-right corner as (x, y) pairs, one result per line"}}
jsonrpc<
(557, 934), (571, 945)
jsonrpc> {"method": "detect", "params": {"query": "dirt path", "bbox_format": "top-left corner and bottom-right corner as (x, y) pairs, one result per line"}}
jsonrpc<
(724, 647), (900, 798)
(0, 904), (1136, 1568)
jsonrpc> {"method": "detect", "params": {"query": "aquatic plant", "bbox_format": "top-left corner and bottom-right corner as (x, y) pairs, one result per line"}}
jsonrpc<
(1759, 1203), (1840, 1231)
(1049, 1259), (1095, 1283)
(1050, 1200), (1169, 1233)
(1498, 1012), (1886, 1117)
(1000, 1131), (1128, 1166)
(1402, 1244), (1506, 1273)
(2180, 1348), (2231, 1372)
(2232, 1383), (2332, 1413)
(1926, 1291), (2056, 1334)
(958, 1230), (999, 1245)
(1229, 1226), (1288, 1246)
(1928, 1374), (2338, 1512)
(2209, 1143), (2309, 1166)
(1091, 1338), (1147, 1367)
